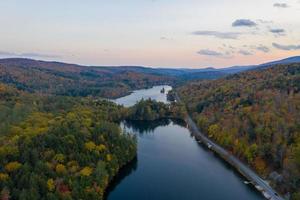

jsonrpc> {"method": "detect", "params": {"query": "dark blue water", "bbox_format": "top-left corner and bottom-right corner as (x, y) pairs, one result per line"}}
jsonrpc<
(107, 86), (264, 200)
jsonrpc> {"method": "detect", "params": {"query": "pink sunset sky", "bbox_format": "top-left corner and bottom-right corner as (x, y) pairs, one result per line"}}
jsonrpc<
(0, 0), (300, 68)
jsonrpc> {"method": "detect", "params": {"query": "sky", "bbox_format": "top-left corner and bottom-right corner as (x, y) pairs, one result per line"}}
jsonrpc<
(0, 0), (300, 68)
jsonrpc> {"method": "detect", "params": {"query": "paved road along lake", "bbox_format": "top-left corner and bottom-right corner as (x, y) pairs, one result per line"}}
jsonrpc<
(107, 85), (264, 200)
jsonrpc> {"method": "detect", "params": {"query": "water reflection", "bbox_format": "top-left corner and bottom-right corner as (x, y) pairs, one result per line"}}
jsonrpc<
(121, 119), (187, 135)
(104, 157), (138, 200)
(106, 119), (188, 199)
(107, 86), (264, 200)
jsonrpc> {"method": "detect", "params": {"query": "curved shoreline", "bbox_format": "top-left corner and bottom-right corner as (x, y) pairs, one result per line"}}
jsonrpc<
(174, 91), (284, 200)
(103, 156), (138, 200)
(103, 154), (138, 200)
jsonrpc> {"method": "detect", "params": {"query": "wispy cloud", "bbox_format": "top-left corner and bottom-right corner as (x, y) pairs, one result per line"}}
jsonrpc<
(232, 19), (257, 27)
(0, 51), (16, 56)
(270, 28), (285, 33)
(256, 45), (270, 53)
(257, 19), (274, 24)
(160, 37), (168, 40)
(272, 43), (300, 50)
(0, 51), (61, 59)
(270, 28), (286, 36)
(197, 49), (233, 59)
(192, 31), (242, 39)
(197, 49), (223, 57)
(197, 49), (223, 56)
(238, 50), (253, 56)
(273, 3), (289, 8)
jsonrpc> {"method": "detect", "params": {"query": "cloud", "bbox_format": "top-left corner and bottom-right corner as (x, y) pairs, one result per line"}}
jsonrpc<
(272, 43), (300, 50)
(257, 19), (274, 24)
(273, 3), (288, 8)
(160, 37), (168, 40)
(197, 49), (233, 59)
(0, 51), (16, 56)
(21, 53), (61, 58)
(238, 50), (253, 56)
(270, 28), (285, 33)
(256, 45), (270, 53)
(270, 28), (286, 36)
(232, 19), (257, 27)
(160, 36), (175, 41)
(192, 31), (241, 39)
(197, 49), (223, 57)
(0, 51), (61, 59)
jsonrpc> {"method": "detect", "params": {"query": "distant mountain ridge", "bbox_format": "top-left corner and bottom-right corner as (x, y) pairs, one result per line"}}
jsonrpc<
(0, 58), (175, 98)
(0, 56), (300, 92)
(218, 56), (300, 74)
(96, 55), (300, 77)
(260, 56), (300, 66)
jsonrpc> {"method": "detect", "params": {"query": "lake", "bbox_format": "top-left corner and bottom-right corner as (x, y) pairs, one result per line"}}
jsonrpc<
(114, 85), (172, 107)
(107, 85), (264, 200)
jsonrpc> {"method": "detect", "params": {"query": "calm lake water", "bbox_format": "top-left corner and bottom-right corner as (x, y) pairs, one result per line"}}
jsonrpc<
(107, 85), (264, 200)
(114, 85), (172, 107)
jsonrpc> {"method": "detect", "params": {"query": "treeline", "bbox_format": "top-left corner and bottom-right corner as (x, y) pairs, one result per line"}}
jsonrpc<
(127, 99), (187, 121)
(177, 63), (300, 199)
(0, 58), (174, 99)
(0, 83), (137, 200)
(0, 83), (186, 200)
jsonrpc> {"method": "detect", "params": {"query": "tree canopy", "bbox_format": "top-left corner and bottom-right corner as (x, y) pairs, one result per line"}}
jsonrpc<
(0, 84), (137, 200)
(177, 63), (300, 198)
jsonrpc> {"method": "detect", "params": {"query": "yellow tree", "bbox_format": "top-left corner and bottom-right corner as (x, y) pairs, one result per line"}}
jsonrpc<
(55, 164), (66, 174)
(5, 161), (22, 172)
(80, 167), (93, 176)
(47, 179), (55, 191)
(85, 141), (96, 151)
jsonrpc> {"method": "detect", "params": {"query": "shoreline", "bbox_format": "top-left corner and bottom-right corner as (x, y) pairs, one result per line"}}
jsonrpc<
(174, 91), (284, 200)
(110, 85), (171, 100)
(103, 155), (138, 200)
(105, 86), (275, 200)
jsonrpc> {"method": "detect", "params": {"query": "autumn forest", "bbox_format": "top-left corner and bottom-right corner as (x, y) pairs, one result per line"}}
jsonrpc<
(0, 58), (300, 199)
(177, 64), (300, 199)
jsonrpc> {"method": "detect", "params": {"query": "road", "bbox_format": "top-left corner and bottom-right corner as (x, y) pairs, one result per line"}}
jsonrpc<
(175, 92), (284, 200)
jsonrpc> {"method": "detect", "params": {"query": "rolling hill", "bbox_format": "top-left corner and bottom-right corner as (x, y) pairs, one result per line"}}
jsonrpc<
(1, 56), (299, 99)
(177, 62), (300, 198)
(0, 58), (174, 98)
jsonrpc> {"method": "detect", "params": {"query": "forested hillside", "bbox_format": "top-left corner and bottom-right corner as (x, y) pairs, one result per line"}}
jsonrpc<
(0, 58), (191, 200)
(0, 58), (173, 98)
(0, 83), (137, 199)
(177, 63), (300, 199)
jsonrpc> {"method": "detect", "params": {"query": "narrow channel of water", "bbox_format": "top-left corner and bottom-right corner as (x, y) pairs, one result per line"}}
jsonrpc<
(107, 85), (264, 200)
(114, 85), (172, 107)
